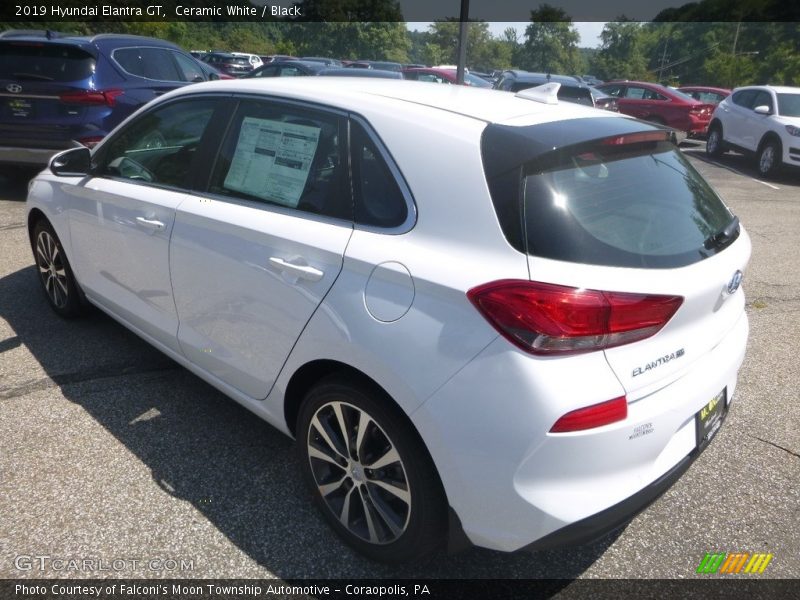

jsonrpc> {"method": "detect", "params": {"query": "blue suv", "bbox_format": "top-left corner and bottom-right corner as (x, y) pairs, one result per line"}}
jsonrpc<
(0, 30), (210, 167)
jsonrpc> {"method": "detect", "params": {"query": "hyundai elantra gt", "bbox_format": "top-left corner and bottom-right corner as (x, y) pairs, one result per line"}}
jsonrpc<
(26, 78), (750, 563)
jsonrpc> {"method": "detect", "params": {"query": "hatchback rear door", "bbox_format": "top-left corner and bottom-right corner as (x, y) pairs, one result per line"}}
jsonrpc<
(518, 129), (750, 397)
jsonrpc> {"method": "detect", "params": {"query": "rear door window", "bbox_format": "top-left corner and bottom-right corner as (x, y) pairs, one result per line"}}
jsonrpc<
(113, 47), (183, 81)
(350, 120), (410, 228)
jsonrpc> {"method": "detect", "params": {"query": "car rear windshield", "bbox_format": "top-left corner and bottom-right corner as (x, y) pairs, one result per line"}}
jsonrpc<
(482, 121), (736, 269)
(0, 42), (95, 82)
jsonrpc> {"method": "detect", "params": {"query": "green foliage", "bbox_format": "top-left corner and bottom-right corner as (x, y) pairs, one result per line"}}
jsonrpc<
(517, 5), (582, 75)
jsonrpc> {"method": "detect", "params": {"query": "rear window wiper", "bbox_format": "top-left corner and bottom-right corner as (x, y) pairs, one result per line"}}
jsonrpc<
(12, 72), (54, 81)
(704, 215), (740, 250)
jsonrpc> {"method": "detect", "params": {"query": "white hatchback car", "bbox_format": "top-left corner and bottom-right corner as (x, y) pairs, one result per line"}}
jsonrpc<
(27, 78), (750, 563)
(707, 85), (800, 176)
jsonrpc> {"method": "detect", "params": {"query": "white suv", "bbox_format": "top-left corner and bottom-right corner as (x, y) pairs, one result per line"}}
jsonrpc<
(231, 52), (263, 69)
(707, 85), (800, 176)
(27, 79), (750, 563)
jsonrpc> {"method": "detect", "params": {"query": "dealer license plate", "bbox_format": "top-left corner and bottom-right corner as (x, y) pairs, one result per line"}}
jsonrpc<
(696, 388), (727, 451)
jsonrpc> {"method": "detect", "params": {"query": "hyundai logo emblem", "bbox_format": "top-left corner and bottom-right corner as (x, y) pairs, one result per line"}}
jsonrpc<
(726, 270), (743, 295)
(6, 84), (22, 93)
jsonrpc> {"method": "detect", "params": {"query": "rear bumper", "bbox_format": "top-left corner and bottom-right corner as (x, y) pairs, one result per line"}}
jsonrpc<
(416, 310), (748, 553)
(520, 447), (697, 551)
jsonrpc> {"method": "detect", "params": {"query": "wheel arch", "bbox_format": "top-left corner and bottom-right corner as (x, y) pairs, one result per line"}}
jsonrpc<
(285, 359), (415, 440)
(27, 207), (48, 248)
(758, 130), (782, 152)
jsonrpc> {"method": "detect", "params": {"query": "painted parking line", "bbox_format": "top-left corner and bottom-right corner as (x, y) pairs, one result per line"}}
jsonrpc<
(686, 151), (781, 190)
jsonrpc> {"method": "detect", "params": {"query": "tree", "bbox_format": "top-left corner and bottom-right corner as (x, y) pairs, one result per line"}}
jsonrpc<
(518, 5), (582, 74)
(591, 20), (652, 81)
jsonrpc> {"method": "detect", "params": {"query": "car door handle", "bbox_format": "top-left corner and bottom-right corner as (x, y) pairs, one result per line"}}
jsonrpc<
(269, 257), (324, 282)
(135, 216), (165, 232)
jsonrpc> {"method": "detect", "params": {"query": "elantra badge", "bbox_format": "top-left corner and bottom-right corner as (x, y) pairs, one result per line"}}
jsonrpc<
(6, 84), (22, 93)
(726, 270), (743, 295)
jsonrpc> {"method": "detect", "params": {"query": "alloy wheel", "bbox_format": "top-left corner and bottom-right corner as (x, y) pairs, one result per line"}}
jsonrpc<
(306, 400), (411, 545)
(759, 145), (775, 175)
(35, 230), (69, 308)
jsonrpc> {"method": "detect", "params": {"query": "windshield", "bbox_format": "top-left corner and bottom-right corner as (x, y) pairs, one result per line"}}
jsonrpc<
(777, 93), (800, 117)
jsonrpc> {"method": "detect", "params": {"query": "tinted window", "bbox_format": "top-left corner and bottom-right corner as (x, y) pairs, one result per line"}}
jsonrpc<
(557, 86), (594, 106)
(521, 140), (733, 268)
(625, 87), (646, 99)
(751, 90), (773, 111)
(600, 85), (625, 97)
(777, 93), (800, 117)
(0, 42), (94, 82)
(351, 121), (409, 228)
(252, 65), (278, 77)
(732, 89), (757, 108)
(209, 100), (349, 220)
(114, 48), (183, 81)
(98, 98), (218, 188)
(173, 52), (204, 82)
(642, 89), (668, 101)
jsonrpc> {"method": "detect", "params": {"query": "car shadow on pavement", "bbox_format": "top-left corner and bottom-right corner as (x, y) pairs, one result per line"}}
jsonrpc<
(682, 147), (800, 187)
(0, 169), (39, 202)
(0, 264), (621, 580)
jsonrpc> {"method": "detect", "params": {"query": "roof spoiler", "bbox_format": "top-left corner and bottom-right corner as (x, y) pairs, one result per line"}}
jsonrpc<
(0, 29), (72, 40)
(515, 82), (560, 105)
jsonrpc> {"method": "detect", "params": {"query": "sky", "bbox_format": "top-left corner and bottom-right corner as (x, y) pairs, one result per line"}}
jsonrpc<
(406, 22), (607, 48)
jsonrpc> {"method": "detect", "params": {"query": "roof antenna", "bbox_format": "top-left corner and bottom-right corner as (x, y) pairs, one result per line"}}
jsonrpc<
(515, 82), (561, 105)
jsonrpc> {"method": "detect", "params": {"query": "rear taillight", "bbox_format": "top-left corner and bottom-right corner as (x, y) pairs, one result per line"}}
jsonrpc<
(550, 396), (628, 433)
(467, 280), (683, 356)
(689, 104), (712, 116)
(59, 89), (123, 107)
(76, 135), (105, 148)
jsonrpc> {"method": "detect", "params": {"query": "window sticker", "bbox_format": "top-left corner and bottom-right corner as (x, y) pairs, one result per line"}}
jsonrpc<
(224, 116), (321, 207)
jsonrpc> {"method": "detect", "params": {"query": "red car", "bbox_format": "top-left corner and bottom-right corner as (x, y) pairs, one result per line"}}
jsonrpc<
(676, 86), (732, 105)
(402, 67), (492, 88)
(596, 81), (714, 136)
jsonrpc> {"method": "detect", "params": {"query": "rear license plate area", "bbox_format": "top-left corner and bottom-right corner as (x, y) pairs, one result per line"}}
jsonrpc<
(696, 388), (727, 451)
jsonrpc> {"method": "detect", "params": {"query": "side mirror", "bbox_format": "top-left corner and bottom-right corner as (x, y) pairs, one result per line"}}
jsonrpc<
(208, 72), (219, 81)
(50, 147), (91, 177)
(754, 105), (771, 115)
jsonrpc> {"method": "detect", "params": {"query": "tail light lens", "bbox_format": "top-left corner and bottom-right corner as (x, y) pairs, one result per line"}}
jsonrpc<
(76, 135), (105, 148)
(59, 89), (123, 107)
(550, 396), (628, 433)
(689, 104), (712, 116)
(467, 280), (683, 356)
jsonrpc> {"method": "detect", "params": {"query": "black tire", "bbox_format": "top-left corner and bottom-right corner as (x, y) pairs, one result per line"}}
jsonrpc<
(757, 138), (782, 177)
(297, 376), (446, 563)
(32, 220), (87, 318)
(706, 124), (724, 157)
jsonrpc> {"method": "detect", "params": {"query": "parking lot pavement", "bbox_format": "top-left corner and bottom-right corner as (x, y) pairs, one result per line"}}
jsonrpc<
(0, 153), (798, 580)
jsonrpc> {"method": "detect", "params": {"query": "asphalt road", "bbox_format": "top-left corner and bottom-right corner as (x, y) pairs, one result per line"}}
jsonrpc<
(0, 147), (798, 581)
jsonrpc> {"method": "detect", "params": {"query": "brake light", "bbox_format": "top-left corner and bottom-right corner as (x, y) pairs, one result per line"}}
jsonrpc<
(76, 135), (104, 148)
(601, 131), (668, 145)
(467, 280), (683, 355)
(550, 396), (628, 433)
(689, 104), (712, 115)
(59, 89), (123, 107)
